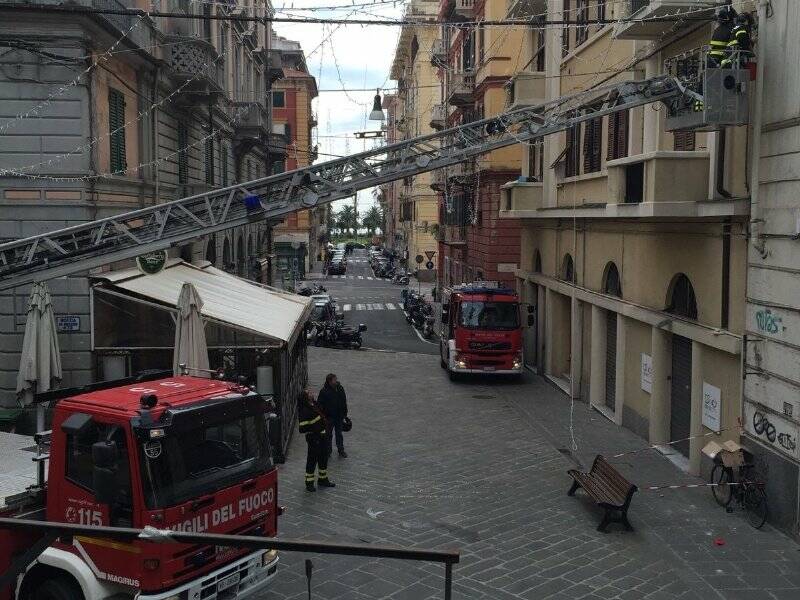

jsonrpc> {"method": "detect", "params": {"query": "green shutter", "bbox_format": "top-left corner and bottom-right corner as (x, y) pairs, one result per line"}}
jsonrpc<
(108, 89), (127, 175)
(178, 122), (188, 184)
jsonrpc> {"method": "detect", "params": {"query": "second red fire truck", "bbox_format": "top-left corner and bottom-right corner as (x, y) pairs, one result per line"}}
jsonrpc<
(439, 282), (530, 381)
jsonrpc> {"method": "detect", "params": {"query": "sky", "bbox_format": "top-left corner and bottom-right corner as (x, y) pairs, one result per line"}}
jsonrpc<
(272, 0), (406, 217)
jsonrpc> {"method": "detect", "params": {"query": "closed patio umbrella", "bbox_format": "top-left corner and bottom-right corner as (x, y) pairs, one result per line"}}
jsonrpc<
(173, 282), (210, 377)
(16, 282), (62, 431)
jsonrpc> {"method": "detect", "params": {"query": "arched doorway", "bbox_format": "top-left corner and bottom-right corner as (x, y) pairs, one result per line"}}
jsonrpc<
(602, 262), (622, 413)
(205, 236), (217, 265)
(222, 238), (232, 272)
(236, 236), (245, 276)
(666, 273), (698, 457)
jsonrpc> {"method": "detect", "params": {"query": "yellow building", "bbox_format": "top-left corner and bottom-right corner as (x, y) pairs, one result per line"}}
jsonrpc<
(390, 0), (441, 279)
(501, 0), (754, 475)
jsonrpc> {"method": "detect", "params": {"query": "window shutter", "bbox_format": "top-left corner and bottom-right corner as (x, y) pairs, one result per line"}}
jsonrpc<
(607, 109), (628, 160)
(673, 130), (696, 151)
(178, 122), (188, 184)
(219, 143), (228, 186)
(108, 89), (127, 175)
(583, 117), (602, 173)
(205, 137), (214, 185)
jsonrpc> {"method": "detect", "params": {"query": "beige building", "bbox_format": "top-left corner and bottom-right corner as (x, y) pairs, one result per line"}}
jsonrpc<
(390, 0), (441, 277)
(501, 0), (754, 476)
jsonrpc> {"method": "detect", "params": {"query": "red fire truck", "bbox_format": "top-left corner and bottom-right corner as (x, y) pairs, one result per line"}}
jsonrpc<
(0, 372), (280, 600)
(439, 283), (530, 381)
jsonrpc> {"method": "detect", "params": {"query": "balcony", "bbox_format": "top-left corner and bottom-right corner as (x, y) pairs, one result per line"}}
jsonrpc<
(431, 39), (447, 67)
(614, 1), (725, 40)
(267, 124), (289, 157)
(257, 48), (284, 83)
(91, 0), (156, 54)
(499, 180), (544, 217)
(442, 224), (467, 246)
(165, 37), (223, 95)
(606, 151), (709, 206)
(233, 102), (269, 145)
(447, 72), (475, 106)
(506, 0), (548, 18)
(505, 71), (546, 111)
(452, 0), (475, 20)
(430, 104), (446, 130)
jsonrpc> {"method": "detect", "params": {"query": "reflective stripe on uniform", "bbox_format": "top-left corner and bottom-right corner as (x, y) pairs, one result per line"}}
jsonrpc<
(305, 473), (315, 481)
(710, 40), (728, 47)
(299, 415), (321, 427)
(318, 469), (327, 477)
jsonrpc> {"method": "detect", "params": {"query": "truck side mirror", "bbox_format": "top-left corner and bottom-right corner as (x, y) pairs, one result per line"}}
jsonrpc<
(92, 441), (118, 505)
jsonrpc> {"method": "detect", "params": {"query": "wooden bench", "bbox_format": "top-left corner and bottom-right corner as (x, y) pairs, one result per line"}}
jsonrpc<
(567, 455), (638, 532)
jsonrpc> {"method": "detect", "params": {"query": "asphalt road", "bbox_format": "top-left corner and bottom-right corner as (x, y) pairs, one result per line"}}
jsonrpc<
(313, 249), (438, 356)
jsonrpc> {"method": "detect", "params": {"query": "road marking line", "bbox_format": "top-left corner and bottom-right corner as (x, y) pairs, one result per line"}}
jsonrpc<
(386, 303), (396, 310)
(372, 303), (384, 310)
(367, 277), (373, 281)
(343, 304), (351, 312)
(356, 304), (365, 310)
(358, 275), (364, 280)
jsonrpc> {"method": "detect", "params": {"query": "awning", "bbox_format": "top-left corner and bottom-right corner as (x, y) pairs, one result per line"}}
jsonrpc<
(93, 260), (312, 346)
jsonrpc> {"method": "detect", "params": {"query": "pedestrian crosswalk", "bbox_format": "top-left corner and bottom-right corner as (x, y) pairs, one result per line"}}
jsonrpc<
(341, 302), (397, 312)
(329, 275), (387, 281)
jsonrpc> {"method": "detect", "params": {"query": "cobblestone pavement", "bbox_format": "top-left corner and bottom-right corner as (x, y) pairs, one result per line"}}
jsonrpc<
(260, 348), (800, 600)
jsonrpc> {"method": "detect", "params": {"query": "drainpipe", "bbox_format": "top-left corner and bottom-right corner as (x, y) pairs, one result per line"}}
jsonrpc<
(749, 0), (769, 258)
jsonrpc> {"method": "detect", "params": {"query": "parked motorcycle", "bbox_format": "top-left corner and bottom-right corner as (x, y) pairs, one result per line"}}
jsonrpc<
(320, 320), (367, 349)
(405, 294), (435, 339)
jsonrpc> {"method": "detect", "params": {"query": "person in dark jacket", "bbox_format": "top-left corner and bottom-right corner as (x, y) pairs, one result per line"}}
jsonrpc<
(317, 373), (348, 458)
(298, 389), (335, 492)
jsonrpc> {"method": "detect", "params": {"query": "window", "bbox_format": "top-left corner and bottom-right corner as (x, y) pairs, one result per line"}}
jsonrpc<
(410, 35), (419, 62)
(667, 274), (698, 320)
(673, 130), (696, 151)
(247, 159), (253, 181)
(462, 28), (475, 71)
(562, 254), (575, 283)
(582, 116), (602, 173)
(597, 0), (606, 23)
(576, 0), (589, 46)
(528, 139), (544, 181)
(535, 28), (546, 71)
(108, 89), (126, 175)
(458, 302), (520, 330)
(220, 143), (228, 186)
(603, 262), (622, 297)
(534, 250), (542, 273)
(271, 159), (285, 174)
(202, 4), (212, 41)
(65, 422), (133, 523)
(565, 124), (581, 177)
(607, 109), (629, 160)
(478, 24), (485, 64)
(177, 122), (189, 184)
(272, 90), (285, 108)
(562, 0), (571, 57)
(205, 137), (214, 185)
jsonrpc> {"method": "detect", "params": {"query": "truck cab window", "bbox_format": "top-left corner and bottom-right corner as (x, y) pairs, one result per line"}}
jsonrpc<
(65, 423), (133, 526)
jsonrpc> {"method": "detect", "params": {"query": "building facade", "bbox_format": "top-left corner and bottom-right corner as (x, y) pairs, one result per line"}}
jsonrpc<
(433, 0), (524, 288)
(270, 32), (322, 285)
(378, 94), (401, 252)
(502, 0), (753, 499)
(742, 0), (800, 536)
(389, 0), (440, 279)
(0, 0), (296, 412)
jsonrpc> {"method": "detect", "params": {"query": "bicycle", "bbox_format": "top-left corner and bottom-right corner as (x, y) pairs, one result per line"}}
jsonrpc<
(710, 460), (768, 529)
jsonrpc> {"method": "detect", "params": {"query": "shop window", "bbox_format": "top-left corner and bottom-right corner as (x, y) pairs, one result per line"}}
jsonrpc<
(666, 273), (698, 320)
(603, 262), (622, 297)
(108, 89), (126, 175)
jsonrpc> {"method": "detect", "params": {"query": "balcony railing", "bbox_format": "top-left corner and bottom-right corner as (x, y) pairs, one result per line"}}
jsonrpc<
(91, 0), (156, 55)
(506, 0), (548, 19)
(233, 102), (269, 143)
(165, 36), (224, 94)
(505, 71), (546, 111)
(447, 72), (475, 106)
(267, 133), (289, 157)
(606, 151), (710, 204)
(430, 104), (446, 130)
(614, 1), (725, 40)
(431, 39), (447, 66)
(452, 0), (474, 20)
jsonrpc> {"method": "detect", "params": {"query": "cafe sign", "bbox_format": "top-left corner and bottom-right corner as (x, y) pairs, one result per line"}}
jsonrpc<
(136, 250), (168, 275)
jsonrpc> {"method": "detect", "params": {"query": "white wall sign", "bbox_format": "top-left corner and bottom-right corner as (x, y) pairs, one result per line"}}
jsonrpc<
(702, 382), (722, 433)
(497, 263), (518, 273)
(56, 315), (81, 332)
(641, 353), (653, 394)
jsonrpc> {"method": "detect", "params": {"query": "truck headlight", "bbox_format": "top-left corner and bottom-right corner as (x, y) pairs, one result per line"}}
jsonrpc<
(262, 550), (278, 566)
(513, 353), (523, 369)
(454, 354), (467, 369)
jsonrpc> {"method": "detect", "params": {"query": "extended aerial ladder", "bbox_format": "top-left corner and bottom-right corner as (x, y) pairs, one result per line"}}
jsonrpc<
(0, 62), (750, 292)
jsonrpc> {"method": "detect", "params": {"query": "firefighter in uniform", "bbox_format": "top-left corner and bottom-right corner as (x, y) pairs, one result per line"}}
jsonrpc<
(695, 6), (736, 111)
(298, 389), (336, 492)
(722, 13), (753, 68)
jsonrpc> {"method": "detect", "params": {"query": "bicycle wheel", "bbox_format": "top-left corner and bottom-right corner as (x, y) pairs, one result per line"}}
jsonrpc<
(744, 484), (768, 529)
(711, 464), (733, 507)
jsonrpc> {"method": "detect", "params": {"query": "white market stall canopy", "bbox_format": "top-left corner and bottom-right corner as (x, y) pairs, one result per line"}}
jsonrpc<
(93, 260), (312, 346)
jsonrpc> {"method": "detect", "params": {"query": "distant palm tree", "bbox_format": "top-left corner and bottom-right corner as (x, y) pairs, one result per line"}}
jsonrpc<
(361, 205), (383, 235)
(337, 205), (357, 235)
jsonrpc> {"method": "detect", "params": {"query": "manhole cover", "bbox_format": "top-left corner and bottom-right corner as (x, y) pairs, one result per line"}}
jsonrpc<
(472, 394), (496, 400)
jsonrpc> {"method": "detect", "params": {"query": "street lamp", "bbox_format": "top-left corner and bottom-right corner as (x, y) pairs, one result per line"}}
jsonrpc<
(369, 89), (385, 121)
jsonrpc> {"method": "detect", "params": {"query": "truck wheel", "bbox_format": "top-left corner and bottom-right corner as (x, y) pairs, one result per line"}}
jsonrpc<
(440, 355), (446, 369)
(33, 578), (84, 600)
(448, 369), (458, 382)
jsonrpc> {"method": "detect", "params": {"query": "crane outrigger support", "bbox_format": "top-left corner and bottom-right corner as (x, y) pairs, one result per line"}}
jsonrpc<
(0, 74), (704, 291)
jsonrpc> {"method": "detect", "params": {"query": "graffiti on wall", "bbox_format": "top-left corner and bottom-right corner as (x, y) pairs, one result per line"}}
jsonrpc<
(753, 410), (797, 451)
(755, 308), (783, 335)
